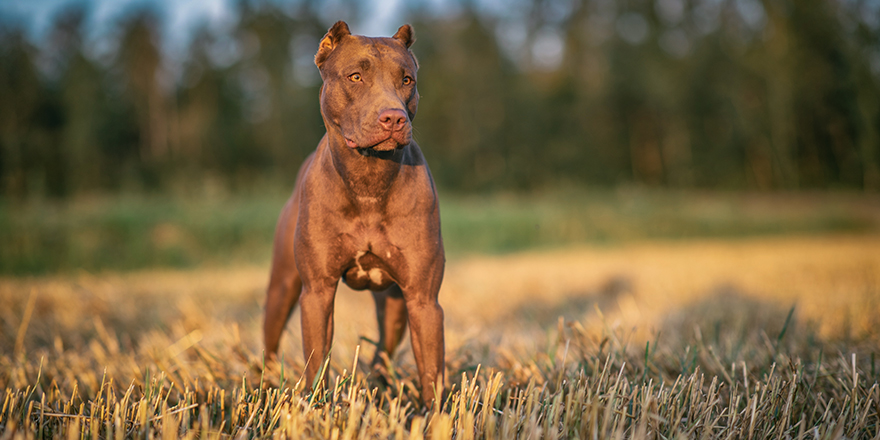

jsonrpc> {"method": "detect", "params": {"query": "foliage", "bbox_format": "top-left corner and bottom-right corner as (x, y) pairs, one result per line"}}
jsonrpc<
(0, 189), (876, 274)
(1, 0), (879, 198)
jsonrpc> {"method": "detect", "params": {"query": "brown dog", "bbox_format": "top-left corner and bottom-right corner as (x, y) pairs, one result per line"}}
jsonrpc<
(263, 21), (445, 404)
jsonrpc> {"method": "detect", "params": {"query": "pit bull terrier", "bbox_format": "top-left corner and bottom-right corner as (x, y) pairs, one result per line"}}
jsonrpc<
(263, 21), (445, 405)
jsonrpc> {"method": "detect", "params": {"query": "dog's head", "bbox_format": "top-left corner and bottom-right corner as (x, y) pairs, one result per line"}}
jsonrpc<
(315, 21), (419, 152)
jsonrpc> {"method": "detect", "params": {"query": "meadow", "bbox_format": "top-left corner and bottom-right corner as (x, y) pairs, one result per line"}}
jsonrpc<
(1, 188), (875, 274)
(1, 190), (879, 438)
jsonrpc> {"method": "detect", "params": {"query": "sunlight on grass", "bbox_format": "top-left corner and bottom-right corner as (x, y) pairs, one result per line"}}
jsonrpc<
(1, 235), (878, 438)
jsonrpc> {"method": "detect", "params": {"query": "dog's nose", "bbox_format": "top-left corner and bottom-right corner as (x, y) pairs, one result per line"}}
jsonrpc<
(378, 109), (408, 132)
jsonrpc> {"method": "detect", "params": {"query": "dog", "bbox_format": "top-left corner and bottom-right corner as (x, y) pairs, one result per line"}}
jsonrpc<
(263, 21), (445, 405)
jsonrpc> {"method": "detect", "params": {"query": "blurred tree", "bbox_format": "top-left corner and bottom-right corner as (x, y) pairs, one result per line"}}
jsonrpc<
(116, 9), (169, 189)
(848, 0), (880, 192)
(412, 9), (518, 190)
(47, 6), (106, 193)
(238, 2), (294, 173)
(0, 26), (54, 197)
(1, 0), (878, 197)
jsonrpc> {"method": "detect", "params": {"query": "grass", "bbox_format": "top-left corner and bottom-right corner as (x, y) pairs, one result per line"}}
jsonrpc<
(0, 193), (282, 274)
(1, 188), (877, 274)
(1, 235), (879, 438)
(440, 188), (879, 254)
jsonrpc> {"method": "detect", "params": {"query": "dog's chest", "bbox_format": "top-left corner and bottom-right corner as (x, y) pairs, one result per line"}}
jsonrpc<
(331, 186), (423, 291)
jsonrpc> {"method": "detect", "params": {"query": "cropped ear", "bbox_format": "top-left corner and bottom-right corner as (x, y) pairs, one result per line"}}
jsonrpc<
(392, 24), (415, 48)
(315, 21), (351, 68)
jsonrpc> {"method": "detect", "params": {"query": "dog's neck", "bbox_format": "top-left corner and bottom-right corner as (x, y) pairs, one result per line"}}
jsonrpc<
(324, 129), (407, 199)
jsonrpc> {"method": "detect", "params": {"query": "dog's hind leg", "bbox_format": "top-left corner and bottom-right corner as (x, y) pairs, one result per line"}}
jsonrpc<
(264, 195), (303, 358)
(370, 283), (408, 370)
(264, 271), (302, 357)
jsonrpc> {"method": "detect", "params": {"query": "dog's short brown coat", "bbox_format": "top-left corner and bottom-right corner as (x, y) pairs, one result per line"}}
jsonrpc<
(263, 21), (445, 404)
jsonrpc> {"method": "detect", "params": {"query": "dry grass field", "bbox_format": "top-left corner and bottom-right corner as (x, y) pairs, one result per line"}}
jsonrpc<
(1, 233), (879, 438)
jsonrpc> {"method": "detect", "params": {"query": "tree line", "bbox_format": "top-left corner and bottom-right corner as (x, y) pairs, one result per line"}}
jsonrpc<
(1, 0), (878, 198)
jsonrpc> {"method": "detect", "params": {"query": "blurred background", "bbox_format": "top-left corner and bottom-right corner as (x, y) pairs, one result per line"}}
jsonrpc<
(1, 0), (879, 274)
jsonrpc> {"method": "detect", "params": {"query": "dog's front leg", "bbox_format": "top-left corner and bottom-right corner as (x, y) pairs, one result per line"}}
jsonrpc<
(406, 296), (445, 406)
(300, 279), (337, 392)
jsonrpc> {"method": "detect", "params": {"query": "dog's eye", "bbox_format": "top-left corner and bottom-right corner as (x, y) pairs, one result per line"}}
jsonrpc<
(403, 76), (414, 85)
(349, 73), (362, 82)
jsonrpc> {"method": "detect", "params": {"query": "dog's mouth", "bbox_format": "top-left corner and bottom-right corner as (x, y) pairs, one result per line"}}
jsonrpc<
(345, 136), (406, 152)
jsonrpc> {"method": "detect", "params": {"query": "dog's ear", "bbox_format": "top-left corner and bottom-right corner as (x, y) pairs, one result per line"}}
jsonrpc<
(392, 24), (415, 48)
(315, 21), (351, 68)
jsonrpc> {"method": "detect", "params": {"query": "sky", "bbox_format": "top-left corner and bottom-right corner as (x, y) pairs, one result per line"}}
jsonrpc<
(0, 0), (754, 78)
(0, 0), (429, 58)
(6, 0), (874, 76)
